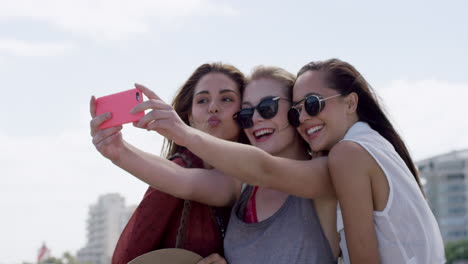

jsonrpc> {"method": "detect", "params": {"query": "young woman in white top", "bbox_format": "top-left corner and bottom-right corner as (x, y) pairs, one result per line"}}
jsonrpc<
(135, 58), (445, 263)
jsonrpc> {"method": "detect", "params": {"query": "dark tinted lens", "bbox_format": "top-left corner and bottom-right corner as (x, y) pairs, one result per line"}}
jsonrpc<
(257, 98), (278, 119)
(235, 108), (254, 129)
(304, 96), (321, 116)
(287, 108), (300, 127)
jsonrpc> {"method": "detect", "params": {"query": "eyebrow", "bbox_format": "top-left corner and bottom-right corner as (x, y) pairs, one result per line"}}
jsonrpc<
(292, 93), (320, 105)
(242, 96), (277, 107)
(194, 89), (239, 96)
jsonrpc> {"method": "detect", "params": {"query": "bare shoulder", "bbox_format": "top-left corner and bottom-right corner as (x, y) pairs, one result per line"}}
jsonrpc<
(328, 140), (375, 177)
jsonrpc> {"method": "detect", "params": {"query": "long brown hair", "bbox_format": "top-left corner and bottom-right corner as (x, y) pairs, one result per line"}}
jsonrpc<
(162, 62), (247, 158)
(298, 58), (424, 193)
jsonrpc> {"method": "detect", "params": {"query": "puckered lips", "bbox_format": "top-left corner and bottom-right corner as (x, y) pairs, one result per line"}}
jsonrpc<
(252, 128), (275, 142)
(208, 116), (221, 127)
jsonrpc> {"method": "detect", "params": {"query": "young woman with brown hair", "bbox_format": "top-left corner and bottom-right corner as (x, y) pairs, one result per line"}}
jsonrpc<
(89, 62), (246, 263)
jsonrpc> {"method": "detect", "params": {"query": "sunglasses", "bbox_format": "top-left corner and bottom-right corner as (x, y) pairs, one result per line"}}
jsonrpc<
(233, 96), (289, 129)
(287, 93), (342, 127)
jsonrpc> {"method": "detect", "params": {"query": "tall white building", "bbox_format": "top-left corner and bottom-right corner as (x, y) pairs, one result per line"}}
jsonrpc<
(77, 193), (136, 264)
(417, 149), (468, 242)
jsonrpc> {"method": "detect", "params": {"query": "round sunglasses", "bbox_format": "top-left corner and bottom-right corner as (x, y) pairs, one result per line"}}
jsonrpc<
(287, 93), (342, 127)
(233, 96), (289, 129)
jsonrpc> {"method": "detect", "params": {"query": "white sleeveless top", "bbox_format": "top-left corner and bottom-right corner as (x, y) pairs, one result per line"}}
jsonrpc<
(336, 122), (445, 264)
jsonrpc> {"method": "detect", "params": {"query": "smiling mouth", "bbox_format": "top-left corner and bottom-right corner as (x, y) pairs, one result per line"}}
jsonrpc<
(253, 128), (275, 140)
(306, 125), (323, 136)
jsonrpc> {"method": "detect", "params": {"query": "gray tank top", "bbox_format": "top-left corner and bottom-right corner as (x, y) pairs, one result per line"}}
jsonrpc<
(224, 185), (337, 264)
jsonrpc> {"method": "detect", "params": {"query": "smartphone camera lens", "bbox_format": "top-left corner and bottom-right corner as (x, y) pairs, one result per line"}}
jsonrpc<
(136, 92), (141, 101)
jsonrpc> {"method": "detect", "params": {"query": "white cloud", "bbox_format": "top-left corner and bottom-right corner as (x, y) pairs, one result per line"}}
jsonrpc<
(377, 79), (468, 160)
(0, 0), (237, 40)
(0, 38), (74, 56)
(0, 105), (165, 263)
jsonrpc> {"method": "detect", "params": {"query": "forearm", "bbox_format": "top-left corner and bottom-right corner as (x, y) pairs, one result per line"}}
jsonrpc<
(112, 141), (238, 206)
(112, 142), (193, 199)
(185, 129), (334, 198)
(186, 129), (270, 186)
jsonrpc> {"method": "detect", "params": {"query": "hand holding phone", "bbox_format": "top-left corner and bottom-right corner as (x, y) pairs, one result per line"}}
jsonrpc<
(95, 88), (145, 129)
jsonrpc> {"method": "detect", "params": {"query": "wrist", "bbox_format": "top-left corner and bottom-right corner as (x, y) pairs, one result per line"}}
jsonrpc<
(183, 126), (201, 150)
(111, 141), (131, 165)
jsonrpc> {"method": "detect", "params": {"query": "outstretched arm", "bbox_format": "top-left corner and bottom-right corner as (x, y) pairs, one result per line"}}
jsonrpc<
(90, 96), (239, 207)
(186, 129), (333, 199)
(116, 143), (240, 206)
(133, 84), (335, 199)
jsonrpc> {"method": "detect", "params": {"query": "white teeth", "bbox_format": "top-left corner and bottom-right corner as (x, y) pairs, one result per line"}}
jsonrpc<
(307, 126), (323, 135)
(254, 128), (274, 137)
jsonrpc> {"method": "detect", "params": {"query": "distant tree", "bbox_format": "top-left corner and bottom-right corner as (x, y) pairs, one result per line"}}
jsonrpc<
(62, 252), (79, 264)
(42, 256), (63, 264)
(40, 252), (81, 264)
(446, 240), (468, 264)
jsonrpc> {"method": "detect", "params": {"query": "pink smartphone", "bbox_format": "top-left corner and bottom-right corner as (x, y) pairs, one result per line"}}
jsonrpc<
(95, 88), (145, 129)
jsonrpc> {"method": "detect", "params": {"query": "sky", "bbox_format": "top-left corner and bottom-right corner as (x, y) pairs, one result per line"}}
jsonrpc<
(1, 0), (467, 263)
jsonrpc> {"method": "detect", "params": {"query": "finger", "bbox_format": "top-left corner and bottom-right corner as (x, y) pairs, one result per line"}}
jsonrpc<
(146, 119), (169, 131)
(92, 125), (123, 145)
(196, 254), (226, 264)
(90, 96), (96, 118)
(95, 130), (122, 148)
(135, 109), (173, 129)
(134, 83), (163, 101)
(131, 99), (171, 115)
(90, 112), (112, 136)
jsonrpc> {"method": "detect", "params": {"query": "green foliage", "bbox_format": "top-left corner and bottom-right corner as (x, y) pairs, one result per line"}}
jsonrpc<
(41, 252), (79, 264)
(446, 240), (468, 264)
(41, 256), (63, 264)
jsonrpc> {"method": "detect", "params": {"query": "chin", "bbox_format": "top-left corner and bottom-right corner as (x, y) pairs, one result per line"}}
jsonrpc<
(308, 141), (324, 153)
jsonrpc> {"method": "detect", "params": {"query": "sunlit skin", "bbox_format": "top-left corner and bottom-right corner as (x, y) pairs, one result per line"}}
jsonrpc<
(90, 72), (245, 264)
(293, 70), (357, 152)
(242, 78), (301, 158)
(239, 78), (310, 222)
(190, 73), (242, 143)
(293, 70), (390, 263)
(123, 75), (342, 262)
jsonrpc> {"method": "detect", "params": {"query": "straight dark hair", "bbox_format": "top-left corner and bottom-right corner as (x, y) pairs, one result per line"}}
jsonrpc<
(162, 62), (248, 158)
(298, 58), (424, 194)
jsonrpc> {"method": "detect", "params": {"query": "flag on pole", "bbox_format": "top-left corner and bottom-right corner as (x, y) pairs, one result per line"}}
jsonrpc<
(37, 243), (50, 263)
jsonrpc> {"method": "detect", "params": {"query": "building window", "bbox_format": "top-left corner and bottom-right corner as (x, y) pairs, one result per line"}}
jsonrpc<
(439, 217), (465, 226)
(447, 173), (465, 181)
(448, 207), (467, 215)
(445, 184), (466, 192)
(436, 160), (465, 170)
(447, 230), (468, 238)
(448, 195), (467, 203)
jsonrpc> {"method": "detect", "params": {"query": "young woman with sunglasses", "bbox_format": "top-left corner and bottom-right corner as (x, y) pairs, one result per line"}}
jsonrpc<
(132, 66), (338, 264)
(89, 63), (247, 263)
(135, 59), (445, 263)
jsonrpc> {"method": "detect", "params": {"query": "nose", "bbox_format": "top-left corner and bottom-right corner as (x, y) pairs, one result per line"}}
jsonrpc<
(298, 106), (309, 124)
(208, 101), (220, 113)
(250, 108), (264, 126)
